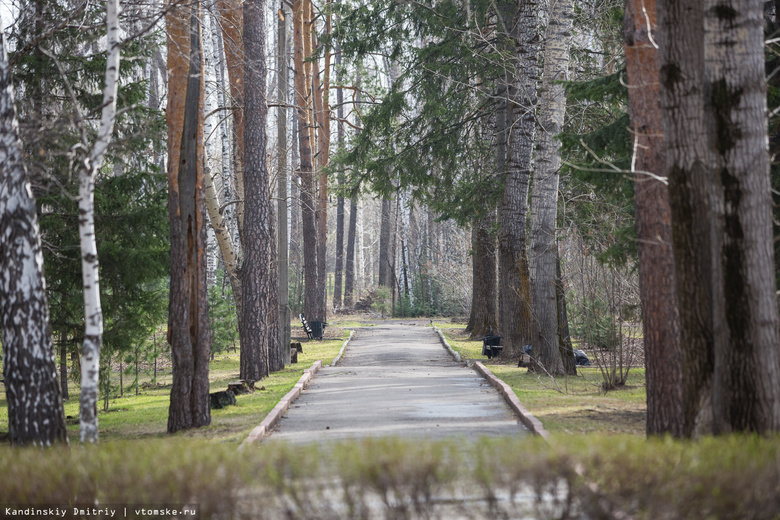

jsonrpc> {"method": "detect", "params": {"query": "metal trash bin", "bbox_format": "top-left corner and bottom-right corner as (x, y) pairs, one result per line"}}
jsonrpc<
(310, 321), (325, 340)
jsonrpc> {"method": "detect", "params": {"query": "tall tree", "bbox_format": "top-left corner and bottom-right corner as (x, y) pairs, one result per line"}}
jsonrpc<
(166, 0), (212, 433)
(241, 0), (280, 379)
(529, 0), (575, 375)
(624, 0), (684, 435)
(293, 0), (320, 321)
(498, 0), (541, 359)
(466, 213), (497, 338)
(278, 3), (292, 364)
(703, 0), (780, 433)
(658, 0), (714, 436)
(333, 43), (346, 309)
(0, 25), (67, 446)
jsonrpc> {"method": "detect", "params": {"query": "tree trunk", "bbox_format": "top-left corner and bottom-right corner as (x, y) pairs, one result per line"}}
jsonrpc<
(278, 3), (291, 364)
(497, 0), (541, 360)
(555, 252), (577, 375)
(378, 197), (393, 287)
(658, 0), (714, 437)
(624, 0), (685, 436)
(344, 194), (358, 307)
(313, 4), (331, 321)
(73, 0), (121, 443)
(0, 32), (68, 446)
(466, 213), (497, 338)
(241, 0), (279, 379)
(215, 0), (245, 237)
(166, 0), (212, 433)
(333, 46), (345, 310)
(529, 0), (574, 376)
(704, 0), (780, 434)
(293, 0), (319, 321)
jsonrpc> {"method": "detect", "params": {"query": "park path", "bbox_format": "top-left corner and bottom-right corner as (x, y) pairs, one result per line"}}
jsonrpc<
(268, 321), (526, 443)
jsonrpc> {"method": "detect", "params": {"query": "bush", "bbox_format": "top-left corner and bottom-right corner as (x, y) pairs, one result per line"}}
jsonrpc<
(0, 435), (778, 519)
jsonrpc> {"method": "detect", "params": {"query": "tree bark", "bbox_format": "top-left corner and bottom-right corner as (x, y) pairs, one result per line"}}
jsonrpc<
(215, 0), (245, 237)
(0, 30), (68, 446)
(624, 0), (684, 436)
(344, 194), (358, 307)
(333, 45), (345, 309)
(241, 0), (280, 379)
(529, 0), (574, 376)
(704, 0), (780, 433)
(497, 0), (540, 359)
(166, 0), (212, 433)
(466, 213), (497, 338)
(378, 197), (393, 287)
(278, 3), (291, 364)
(293, 0), (320, 321)
(658, 0), (714, 437)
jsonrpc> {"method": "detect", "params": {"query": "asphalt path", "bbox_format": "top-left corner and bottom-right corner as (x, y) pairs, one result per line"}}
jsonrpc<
(268, 321), (527, 443)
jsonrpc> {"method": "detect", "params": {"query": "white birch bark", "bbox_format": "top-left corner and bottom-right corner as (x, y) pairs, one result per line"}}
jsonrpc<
(0, 24), (67, 446)
(77, 0), (121, 443)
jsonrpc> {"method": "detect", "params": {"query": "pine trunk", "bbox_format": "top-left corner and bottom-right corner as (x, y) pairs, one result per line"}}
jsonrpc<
(344, 195), (358, 307)
(277, 4), (291, 364)
(624, 0), (684, 436)
(704, 0), (780, 433)
(166, 0), (212, 433)
(293, 0), (319, 321)
(0, 32), (68, 446)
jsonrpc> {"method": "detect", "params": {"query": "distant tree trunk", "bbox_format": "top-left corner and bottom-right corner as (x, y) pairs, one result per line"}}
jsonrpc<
(529, 0), (574, 376)
(215, 0), (245, 236)
(555, 253), (577, 375)
(344, 194), (358, 307)
(498, 0), (541, 360)
(242, 0), (279, 379)
(466, 213), (497, 338)
(703, 0), (780, 434)
(0, 31), (68, 446)
(658, 0), (714, 437)
(378, 197), (393, 287)
(293, 0), (319, 321)
(332, 46), (345, 309)
(166, 0), (212, 433)
(624, 0), (684, 436)
(278, 3), (291, 364)
(313, 5), (332, 321)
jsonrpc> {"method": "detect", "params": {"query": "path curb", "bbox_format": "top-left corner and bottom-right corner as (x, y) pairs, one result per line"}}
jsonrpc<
(432, 326), (462, 363)
(240, 360), (323, 447)
(330, 330), (355, 366)
(473, 361), (550, 440)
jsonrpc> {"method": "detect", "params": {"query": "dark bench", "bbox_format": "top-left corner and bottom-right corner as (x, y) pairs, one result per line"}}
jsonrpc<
(299, 314), (327, 340)
(482, 334), (503, 359)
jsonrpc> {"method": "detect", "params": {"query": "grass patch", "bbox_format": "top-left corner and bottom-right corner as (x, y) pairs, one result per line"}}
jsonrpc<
(1, 327), (349, 445)
(437, 327), (647, 436)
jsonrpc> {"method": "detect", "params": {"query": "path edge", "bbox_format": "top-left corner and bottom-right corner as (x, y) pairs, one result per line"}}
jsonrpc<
(432, 326), (462, 363)
(473, 361), (550, 440)
(330, 330), (355, 366)
(239, 359), (323, 447)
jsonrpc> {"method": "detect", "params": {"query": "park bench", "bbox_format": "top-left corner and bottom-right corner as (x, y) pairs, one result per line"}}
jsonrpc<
(299, 314), (327, 340)
(482, 334), (503, 359)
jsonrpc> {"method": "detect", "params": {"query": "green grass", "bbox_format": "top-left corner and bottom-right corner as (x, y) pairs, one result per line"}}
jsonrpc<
(436, 325), (647, 436)
(1, 325), (349, 445)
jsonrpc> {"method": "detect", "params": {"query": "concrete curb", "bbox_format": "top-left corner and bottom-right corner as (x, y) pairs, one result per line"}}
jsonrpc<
(432, 326), (462, 363)
(239, 360), (323, 447)
(473, 361), (550, 440)
(330, 330), (355, 367)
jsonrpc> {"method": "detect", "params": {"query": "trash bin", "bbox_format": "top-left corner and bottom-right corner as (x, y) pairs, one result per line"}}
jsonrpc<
(310, 321), (325, 340)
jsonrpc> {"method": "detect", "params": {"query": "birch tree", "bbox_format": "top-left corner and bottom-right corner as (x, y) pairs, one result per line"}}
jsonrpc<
(0, 24), (67, 446)
(74, 0), (121, 443)
(278, 4), (292, 364)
